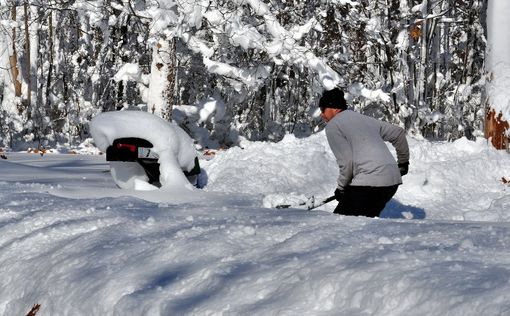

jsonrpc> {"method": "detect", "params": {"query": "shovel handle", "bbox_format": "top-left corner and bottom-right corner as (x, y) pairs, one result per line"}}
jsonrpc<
(276, 195), (336, 210)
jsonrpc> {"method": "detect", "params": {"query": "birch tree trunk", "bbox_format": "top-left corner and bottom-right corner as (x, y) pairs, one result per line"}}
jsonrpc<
(147, 38), (176, 121)
(23, 1), (31, 110)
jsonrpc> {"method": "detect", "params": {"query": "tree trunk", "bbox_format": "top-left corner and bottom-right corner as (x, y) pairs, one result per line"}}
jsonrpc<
(485, 110), (509, 150)
(485, 0), (510, 150)
(45, 11), (54, 108)
(9, 6), (22, 99)
(24, 1), (31, 108)
(164, 38), (176, 121)
(147, 38), (176, 121)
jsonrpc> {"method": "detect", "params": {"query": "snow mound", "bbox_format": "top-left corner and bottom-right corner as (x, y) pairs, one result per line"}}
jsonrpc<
(89, 111), (198, 190)
(396, 137), (510, 220)
(202, 133), (338, 209)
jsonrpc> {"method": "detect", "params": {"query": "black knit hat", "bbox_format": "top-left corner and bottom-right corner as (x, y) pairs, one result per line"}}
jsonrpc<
(319, 88), (347, 110)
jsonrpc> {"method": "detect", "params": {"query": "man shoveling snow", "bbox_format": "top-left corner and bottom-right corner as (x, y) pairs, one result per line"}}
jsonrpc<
(319, 88), (410, 217)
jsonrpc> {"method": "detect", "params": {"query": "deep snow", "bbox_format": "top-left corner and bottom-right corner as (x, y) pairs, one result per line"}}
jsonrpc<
(1, 133), (510, 315)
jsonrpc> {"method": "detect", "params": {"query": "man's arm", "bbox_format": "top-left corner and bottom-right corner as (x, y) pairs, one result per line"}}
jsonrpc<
(378, 121), (409, 164)
(325, 124), (353, 190)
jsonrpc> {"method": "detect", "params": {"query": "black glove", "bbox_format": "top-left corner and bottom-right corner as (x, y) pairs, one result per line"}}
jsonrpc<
(334, 188), (344, 202)
(398, 162), (409, 176)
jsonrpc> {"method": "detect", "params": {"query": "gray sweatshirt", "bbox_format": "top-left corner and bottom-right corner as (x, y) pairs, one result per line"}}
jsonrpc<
(325, 110), (409, 190)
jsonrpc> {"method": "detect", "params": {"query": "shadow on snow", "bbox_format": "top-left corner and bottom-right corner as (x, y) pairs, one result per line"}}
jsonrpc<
(381, 199), (426, 220)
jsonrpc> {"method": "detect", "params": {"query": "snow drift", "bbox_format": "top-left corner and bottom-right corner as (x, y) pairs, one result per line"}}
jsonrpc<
(89, 111), (199, 191)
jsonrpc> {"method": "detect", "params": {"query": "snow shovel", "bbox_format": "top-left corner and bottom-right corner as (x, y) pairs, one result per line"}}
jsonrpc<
(275, 195), (336, 211)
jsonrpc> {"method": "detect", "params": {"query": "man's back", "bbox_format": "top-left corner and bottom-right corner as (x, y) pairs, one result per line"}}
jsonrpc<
(325, 110), (404, 189)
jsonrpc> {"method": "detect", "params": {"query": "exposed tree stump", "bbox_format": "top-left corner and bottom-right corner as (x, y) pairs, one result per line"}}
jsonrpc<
(485, 109), (509, 150)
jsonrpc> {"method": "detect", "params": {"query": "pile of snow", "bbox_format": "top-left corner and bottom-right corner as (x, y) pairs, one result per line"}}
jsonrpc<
(89, 111), (198, 191)
(202, 133), (337, 205)
(397, 137), (510, 221)
(1, 134), (510, 315)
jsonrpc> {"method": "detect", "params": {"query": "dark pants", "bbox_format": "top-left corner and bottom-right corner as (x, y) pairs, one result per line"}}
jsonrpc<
(334, 185), (399, 218)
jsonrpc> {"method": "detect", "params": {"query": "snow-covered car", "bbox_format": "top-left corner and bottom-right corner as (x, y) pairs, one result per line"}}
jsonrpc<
(89, 111), (201, 190)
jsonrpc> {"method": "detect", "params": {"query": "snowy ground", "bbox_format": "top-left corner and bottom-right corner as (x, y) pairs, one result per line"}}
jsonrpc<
(1, 133), (510, 315)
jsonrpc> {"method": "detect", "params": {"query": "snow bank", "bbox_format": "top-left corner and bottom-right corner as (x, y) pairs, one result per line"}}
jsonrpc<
(392, 137), (510, 221)
(203, 133), (338, 205)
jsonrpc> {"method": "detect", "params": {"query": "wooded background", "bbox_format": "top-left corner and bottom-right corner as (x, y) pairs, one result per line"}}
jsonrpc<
(0, 0), (493, 149)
